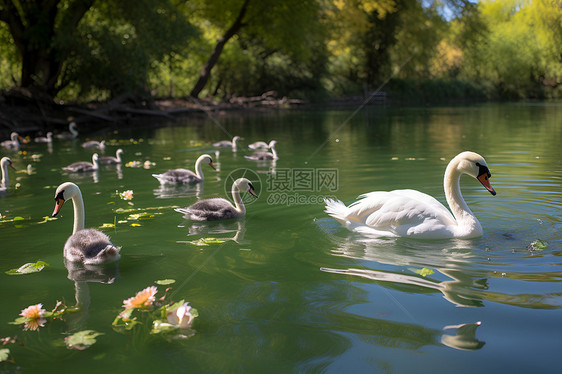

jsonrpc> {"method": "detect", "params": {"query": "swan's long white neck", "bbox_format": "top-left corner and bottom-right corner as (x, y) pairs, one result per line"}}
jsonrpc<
(195, 157), (205, 180)
(70, 189), (86, 234)
(92, 154), (99, 170)
(116, 151), (123, 163)
(444, 158), (482, 236)
(1, 159), (9, 187)
(69, 123), (78, 136)
(232, 137), (239, 148)
(270, 145), (278, 159)
(231, 183), (246, 214)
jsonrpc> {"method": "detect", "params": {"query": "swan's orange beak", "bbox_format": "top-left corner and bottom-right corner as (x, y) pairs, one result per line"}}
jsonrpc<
(477, 173), (496, 196)
(209, 162), (216, 170)
(52, 198), (65, 217)
(248, 184), (258, 198)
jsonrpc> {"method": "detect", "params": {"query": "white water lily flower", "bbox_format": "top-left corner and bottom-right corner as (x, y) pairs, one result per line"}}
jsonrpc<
(166, 302), (196, 328)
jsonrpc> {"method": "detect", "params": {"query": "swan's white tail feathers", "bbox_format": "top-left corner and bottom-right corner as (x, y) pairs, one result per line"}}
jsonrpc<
(174, 207), (190, 216)
(324, 198), (350, 225)
(85, 245), (121, 265)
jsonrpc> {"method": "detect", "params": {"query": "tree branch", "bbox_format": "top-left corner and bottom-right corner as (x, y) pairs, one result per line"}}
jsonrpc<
(189, 0), (250, 98)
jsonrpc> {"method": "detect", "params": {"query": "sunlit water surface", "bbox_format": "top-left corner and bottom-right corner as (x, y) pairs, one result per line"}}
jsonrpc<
(1, 103), (561, 373)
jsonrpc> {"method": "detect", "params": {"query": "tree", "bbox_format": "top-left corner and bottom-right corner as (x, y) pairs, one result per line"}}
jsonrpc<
(0, 0), (196, 100)
(188, 0), (327, 98)
(0, 0), (94, 97)
(64, 0), (196, 99)
(190, 0), (249, 98)
(456, 0), (561, 98)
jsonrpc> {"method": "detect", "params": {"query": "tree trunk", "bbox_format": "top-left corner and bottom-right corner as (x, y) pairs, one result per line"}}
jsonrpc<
(0, 0), (94, 97)
(189, 0), (250, 98)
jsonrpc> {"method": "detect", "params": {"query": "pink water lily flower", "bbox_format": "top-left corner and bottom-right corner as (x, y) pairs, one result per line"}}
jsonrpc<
(119, 190), (134, 200)
(166, 302), (196, 328)
(20, 303), (45, 319)
(122, 286), (157, 309)
(20, 303), (47, 331)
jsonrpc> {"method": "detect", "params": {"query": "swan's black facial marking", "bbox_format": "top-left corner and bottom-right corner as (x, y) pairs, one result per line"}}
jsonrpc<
(475, 162), (496, 196)
(475, 162), (491, 178)
(55, 190), (66, 202)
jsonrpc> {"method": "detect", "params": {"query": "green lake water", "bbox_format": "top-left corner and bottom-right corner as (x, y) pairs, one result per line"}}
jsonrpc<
(0, 102), (561, 373)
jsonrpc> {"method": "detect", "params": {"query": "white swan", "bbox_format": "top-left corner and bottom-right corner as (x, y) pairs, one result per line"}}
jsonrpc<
(324, 151), (496, 239)
(213, 136), (242, 149)
(52, 182), (121, 264)
(152, 154), (215, 185)
(245, 140), (278, 160)
(64, 153), (99, 172)
(82, 140), (105, 150)
(56, 122), (79, 139)
(248, 140), (275, 150)
(1, 132), (20, 151)
(34, 132), (53, 143)
(99, 149), (124, 164)
(0, 157), (16, 192)
(175, 178), (257, 221)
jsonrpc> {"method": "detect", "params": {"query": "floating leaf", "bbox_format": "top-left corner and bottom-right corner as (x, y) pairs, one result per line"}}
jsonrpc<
(38, 216), (58, 224)
(6, 261), (49, 275)
(12, 216), (25, 222)
(409, 267), (434, 277)
(151, 320), (178, 334)
(130, 223), (142, 227)
(99, 223), (115, 229)
(528, 239), (548, 251)
(115, 206), (178, 214)
(0, 348), (10, 362)
(185, 237), (227, 246)
(65, 330), (104, 350)
(155, 279), (176, 286)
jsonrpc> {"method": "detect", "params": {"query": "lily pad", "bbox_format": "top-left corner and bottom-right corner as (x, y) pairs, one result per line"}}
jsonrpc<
(155, 279), (176, 285)
(6, 261), (49, 275)
(528, 239), (548, 251)
(409, 267), (434, 277)
(65, 330), (104, 350)
(0, 348), (10, 362)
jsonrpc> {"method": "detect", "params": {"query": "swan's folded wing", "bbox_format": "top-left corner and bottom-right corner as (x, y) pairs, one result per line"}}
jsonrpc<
(351, 190), (457, 235)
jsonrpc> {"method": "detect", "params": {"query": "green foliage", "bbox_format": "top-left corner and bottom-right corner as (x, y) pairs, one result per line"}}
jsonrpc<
(450, 0), (561, 99)
(0, 0), (559, 101)
(58, 0), (197, 100)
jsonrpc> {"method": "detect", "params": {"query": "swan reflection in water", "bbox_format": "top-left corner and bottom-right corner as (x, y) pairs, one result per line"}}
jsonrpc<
(153, 182), (202, 199)
(317, 222), (486, 350)
(318, 215), (488, 308)
(177, 220), (246, 244)
(64, 169), (100, 184)
(64, 259), (120, 331)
